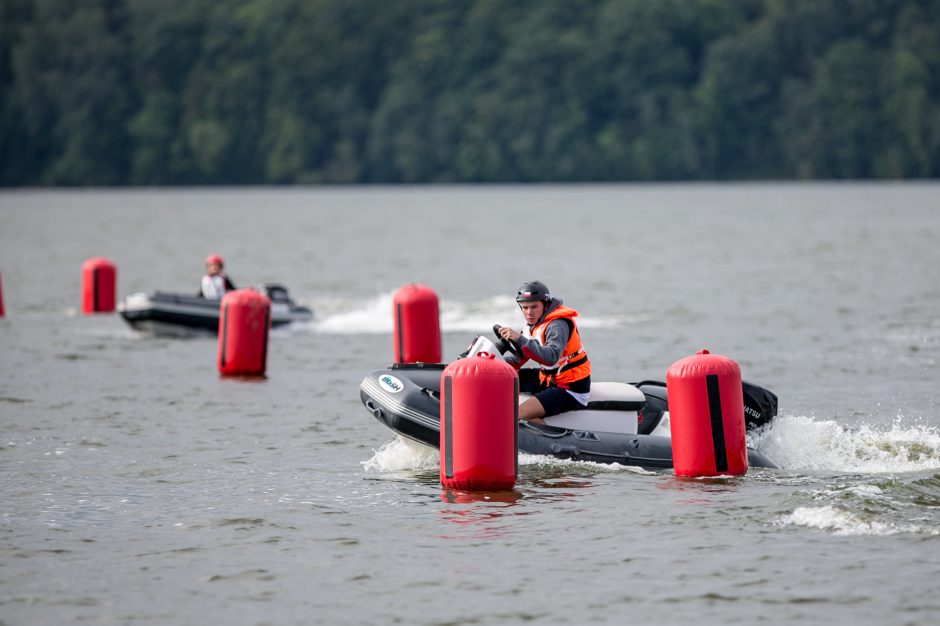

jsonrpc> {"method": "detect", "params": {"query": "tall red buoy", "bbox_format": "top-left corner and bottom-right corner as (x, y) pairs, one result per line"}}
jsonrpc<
(0, 272), (5, 318)
(217, 289), (271, 377)
(81, 257), (116, 314)
(666, 350), (748, 477)
(392, 284), (441, 363)
(440, 355), (518, 490)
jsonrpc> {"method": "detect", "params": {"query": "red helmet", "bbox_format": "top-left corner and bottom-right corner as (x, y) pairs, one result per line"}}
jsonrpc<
(205, 254), (224, 267)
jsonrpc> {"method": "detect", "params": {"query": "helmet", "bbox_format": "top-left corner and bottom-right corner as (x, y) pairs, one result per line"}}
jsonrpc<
(515, 281), (550, 303)
(205, 254), (224, 267)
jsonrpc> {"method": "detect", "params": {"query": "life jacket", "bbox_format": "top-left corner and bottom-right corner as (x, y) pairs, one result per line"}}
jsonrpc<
(524, 305), (591, 388)
(201, 274), (229, 299)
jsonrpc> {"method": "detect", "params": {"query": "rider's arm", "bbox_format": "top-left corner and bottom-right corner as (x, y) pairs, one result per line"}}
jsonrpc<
(516, 319), (570, 366)
(503, 351), (526, 369)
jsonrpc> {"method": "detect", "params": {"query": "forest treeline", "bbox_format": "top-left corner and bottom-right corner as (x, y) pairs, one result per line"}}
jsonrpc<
(2, 0), (939, 185)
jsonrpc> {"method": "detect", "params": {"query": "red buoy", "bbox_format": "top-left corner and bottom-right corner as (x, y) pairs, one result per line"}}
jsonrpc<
(392, 284), (441, 363)
(81, 257), (116, 314)
(440, 355), (518, 490)
(217, 289), (271, 377)
(0, 272), (5, 318)
(666, 350), (748, 477)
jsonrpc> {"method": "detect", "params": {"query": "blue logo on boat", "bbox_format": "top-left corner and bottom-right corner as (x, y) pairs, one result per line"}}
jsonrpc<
(379, 375), (404, 394)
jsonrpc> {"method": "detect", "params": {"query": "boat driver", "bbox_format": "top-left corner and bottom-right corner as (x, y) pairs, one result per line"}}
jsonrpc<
(199, 254), (236, 299)
(499, 281), (591, 424)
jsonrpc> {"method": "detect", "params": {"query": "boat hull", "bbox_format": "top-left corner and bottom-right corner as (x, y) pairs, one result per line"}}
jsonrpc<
(118, 286), (312, 336)
(360, 364), (778, 470)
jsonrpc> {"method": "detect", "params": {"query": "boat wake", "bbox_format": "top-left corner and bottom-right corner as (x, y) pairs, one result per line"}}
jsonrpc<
(361, 436), (439, 474)
(283, 292), (649, 336)
(776, 503), (939, 536)
(362, 435), (658, 476)
(364, 414), (940, 478)
(749, 414), (940, 474)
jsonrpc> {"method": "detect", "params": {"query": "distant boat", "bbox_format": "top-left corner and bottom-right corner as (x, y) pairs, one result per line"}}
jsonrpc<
(118, 283), (313, 336)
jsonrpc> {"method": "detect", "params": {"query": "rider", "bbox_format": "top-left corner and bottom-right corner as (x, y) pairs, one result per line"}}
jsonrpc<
(199, 254), (236, 299)
(499, 281), (591, 423)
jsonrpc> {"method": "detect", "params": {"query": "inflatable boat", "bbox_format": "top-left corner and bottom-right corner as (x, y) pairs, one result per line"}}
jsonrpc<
(360, 330), (779, 470)
(118, 283), (312, 335)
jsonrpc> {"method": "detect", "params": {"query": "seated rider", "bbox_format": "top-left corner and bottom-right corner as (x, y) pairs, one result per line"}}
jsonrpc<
(499, 281), (591, 424)
(199, 254), (236, 299)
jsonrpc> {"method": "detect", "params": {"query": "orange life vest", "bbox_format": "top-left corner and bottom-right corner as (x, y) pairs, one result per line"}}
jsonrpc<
(524, 305), (591, 388)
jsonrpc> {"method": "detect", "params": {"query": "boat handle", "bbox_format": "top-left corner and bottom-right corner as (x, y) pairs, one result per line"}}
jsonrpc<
(550, 444), (580, 457)
(365, 400), (384, 419)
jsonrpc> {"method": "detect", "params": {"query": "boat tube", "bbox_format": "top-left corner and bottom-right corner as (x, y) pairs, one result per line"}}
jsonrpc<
(118, 283), (312, 335)
(360, 331), (778, 470)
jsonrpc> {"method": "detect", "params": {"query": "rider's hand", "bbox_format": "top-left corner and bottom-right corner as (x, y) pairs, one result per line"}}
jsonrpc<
(499, 326), (521, 342)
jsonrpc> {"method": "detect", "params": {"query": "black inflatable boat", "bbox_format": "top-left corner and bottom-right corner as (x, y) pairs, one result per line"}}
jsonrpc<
(118, 283), (312, 335)
(360, 333), (778, 470)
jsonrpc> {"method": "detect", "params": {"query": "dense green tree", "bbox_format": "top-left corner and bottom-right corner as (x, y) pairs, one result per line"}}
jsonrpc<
(877, 0), (940, 176)
(0, 0), (33, 184)
(9, 0), (132, 184)
(126, 0), (210, 184)
(1, 0), (939, 185)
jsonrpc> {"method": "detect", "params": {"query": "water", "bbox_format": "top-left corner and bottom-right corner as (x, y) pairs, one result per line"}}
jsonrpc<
(1, 183), (939, 625)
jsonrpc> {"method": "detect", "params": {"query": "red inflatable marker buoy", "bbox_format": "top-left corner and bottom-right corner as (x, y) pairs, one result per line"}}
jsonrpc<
(0, 272), (5, 318)
(217, 289), (271, 377)
(440, 355), (518, 490)
(666, 349), (748, 477)
(392, 284), (441, 363)
(81, 257), (117, 314)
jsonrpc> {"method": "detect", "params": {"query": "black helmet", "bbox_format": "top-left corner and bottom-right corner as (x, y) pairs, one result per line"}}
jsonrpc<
(516, 281), (550, 303)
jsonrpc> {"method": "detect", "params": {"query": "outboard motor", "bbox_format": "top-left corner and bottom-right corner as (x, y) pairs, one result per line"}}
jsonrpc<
(264, 283), (290, 303)
(743, 381), (777, 430)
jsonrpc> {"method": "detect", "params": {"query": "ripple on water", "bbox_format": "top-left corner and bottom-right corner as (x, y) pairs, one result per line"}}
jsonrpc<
(776, 504), (940, 536)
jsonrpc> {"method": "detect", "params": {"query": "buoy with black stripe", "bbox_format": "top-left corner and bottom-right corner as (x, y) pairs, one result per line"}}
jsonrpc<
(440, 354), (518, 490)
(392, 284), (440, 364)
(217, 289), (271, 377)
(81, 257), (116, 314)
(666, 350), (748, 477)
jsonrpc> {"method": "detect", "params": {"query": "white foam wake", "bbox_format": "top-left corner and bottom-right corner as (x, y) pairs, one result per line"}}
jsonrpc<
(361, 436), (439, 473)
(296, 292), (647, 336)
(777, 505), (938, 536)
(750, 414), (940, 473)
(361, 435), (655, 475)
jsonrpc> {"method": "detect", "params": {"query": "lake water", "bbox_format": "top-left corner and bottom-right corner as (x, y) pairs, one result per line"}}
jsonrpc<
(1, 183), (939, 625)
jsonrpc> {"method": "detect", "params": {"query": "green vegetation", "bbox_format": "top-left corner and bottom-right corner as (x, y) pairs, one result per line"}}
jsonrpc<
(2, 0), (939, 185)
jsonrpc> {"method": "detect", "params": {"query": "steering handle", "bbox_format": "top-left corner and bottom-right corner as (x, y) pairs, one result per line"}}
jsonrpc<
(493, 324), (523, 359)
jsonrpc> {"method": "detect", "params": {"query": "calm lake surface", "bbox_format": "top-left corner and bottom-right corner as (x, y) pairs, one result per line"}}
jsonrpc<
(1, 183), (939, 625)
